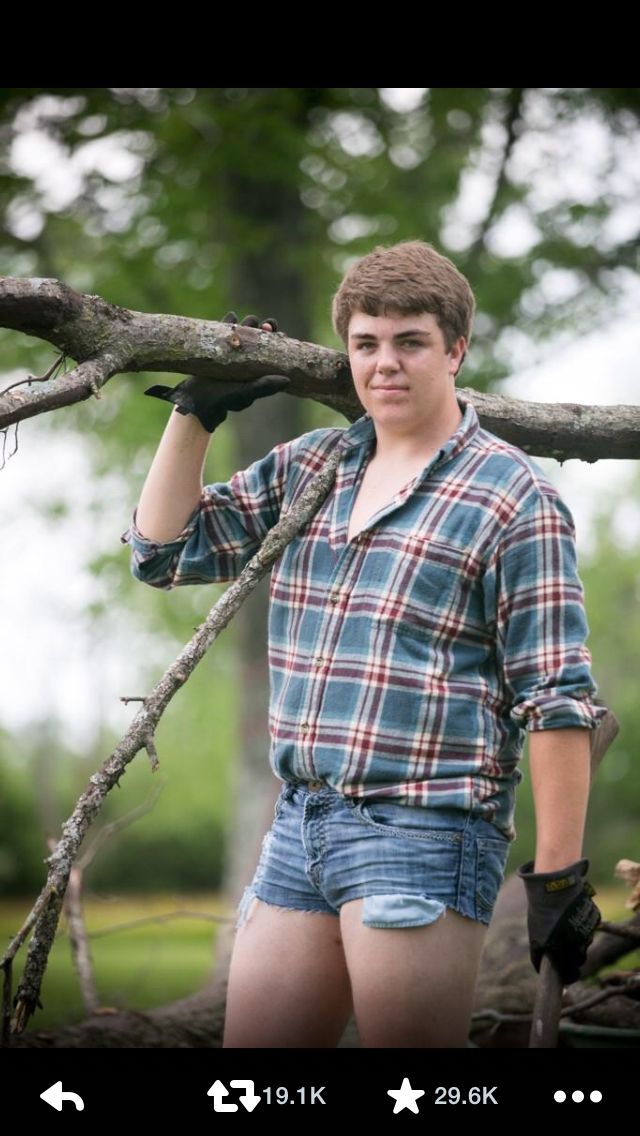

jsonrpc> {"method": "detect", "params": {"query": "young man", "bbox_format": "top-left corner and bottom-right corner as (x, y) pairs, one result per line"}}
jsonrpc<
(122, 241), (605, 1048)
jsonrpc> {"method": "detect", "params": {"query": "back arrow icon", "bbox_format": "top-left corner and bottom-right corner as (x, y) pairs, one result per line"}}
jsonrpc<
(40, 1082), (85, 1111)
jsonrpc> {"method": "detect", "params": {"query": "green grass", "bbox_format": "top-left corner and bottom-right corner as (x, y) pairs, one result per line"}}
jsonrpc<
(1, 893), (233, 1030)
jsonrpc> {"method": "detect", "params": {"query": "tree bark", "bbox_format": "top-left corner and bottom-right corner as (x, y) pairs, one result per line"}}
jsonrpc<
(2, 276), (639, 460)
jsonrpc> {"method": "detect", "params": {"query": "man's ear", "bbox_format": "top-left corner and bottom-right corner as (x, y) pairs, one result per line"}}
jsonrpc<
(450, 336), (467, 378)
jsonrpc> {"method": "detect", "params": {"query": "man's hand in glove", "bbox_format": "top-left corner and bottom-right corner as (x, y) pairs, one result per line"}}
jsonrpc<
(144, 312), (289, 432)
(517, 858), (601, 985)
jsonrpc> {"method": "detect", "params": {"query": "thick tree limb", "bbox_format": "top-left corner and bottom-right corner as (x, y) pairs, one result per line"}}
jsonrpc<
(1, 276), (639, 459)
(471, 390), (640, 462)
(0, 276), (354, 428)
(1, 443), (343, 1041)
(581, 912), (640, 975)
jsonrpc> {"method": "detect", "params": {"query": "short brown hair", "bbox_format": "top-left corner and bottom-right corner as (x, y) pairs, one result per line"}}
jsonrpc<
(331, 239), (475, 365)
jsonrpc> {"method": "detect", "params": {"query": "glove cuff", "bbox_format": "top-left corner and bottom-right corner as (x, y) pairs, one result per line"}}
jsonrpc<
(144, 383), (224, 432)
(517, 858), (590, 887)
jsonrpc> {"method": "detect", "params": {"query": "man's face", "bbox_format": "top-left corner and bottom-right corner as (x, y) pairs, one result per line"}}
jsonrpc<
(347, 310), (466, 435)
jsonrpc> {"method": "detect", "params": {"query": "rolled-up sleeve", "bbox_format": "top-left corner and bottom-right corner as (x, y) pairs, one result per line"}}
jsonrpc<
(490, 489), (607, 733)
(120, 438), (292, 589)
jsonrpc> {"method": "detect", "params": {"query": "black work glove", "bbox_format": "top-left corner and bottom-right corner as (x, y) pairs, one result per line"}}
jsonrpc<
(517, 858), (601, 985)
(144, 312), (289, 432)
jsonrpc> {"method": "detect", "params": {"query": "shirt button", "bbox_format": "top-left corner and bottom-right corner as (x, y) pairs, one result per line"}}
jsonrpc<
(301, 722), (310, 733)
(329, 591), (340, 603)
(315, 656), (324, 666)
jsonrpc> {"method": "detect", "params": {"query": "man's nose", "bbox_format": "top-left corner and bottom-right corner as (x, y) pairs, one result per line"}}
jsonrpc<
(376, 344), (400, 371)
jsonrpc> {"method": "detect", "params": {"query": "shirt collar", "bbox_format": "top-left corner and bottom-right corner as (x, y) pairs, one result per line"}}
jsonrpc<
(338, 413), (376, 453)
(338, 395), (479, 465)
(435, 395), (479, 467)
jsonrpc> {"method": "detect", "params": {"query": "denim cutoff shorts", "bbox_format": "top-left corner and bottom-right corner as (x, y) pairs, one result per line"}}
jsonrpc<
(236, 780), (511, 932)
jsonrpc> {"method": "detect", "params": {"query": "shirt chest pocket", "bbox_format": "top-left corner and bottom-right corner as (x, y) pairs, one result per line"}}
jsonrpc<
(373, 535), (481, 643)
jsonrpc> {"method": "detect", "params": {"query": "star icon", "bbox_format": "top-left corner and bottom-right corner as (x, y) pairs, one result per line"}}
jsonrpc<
(387, 1076), (425, 1114)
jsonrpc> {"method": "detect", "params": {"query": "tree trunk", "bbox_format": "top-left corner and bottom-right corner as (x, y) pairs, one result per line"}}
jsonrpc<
(209, 95), (314, 997)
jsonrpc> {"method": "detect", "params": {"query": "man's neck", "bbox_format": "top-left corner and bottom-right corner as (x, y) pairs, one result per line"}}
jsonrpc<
(371, 399), (463, 465)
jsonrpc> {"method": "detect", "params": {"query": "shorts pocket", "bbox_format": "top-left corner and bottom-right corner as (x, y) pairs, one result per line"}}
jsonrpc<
(475, 835), (509, 916)
(352, 799), (464, 845)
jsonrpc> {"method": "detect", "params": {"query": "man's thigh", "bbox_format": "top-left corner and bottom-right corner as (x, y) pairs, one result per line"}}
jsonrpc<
(340, 898), (487, 1048)
(223, 897), (353, 1048)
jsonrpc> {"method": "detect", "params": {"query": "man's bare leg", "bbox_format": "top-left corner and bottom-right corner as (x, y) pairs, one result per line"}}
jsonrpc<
(223, 897), (353, 1047)
(340, 897), (486, 1047)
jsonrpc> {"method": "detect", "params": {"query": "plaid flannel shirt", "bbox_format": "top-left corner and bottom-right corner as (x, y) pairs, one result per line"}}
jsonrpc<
(121, 398), (606, 839)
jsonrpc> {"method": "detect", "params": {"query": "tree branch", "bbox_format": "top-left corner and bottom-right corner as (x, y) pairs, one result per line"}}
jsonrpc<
(467, 388), (640, 462)
(0, 276), (354, 428)
(64, 866), (100, 1015)
(1, 443), (343, 1041)
(0, 355), (122, 425)
(1, 276), (639, 459)
(581, 912), (640, 976)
